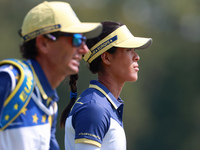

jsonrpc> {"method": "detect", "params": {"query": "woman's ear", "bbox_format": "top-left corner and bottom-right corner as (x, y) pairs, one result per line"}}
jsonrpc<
(35, 35), (49, 54)
(101, 52), (112, 65)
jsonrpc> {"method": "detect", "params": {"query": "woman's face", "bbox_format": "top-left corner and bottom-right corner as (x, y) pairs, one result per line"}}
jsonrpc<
(108, 48), (140, 83)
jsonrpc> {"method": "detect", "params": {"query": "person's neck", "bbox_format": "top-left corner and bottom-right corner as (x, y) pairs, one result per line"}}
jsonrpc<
(35, 58), (65, 89)
(98, 73), (124, 99)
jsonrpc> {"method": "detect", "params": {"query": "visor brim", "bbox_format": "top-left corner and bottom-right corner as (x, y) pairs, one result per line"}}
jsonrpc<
(115, 37), (152, 49)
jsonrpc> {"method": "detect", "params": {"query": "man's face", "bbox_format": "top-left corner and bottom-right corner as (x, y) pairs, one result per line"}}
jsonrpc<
(43, 34), (89, 77)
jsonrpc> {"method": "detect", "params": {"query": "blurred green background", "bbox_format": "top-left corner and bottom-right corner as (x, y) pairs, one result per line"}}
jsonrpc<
(1, 0), (200, 149)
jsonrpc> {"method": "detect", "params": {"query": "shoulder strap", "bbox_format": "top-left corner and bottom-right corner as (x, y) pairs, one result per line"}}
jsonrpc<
(0, 59), (34, 131)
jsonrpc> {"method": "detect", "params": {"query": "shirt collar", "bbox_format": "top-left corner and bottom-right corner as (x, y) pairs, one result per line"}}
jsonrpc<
(29, 59), (59, 102)
(89, 80), (123, 109)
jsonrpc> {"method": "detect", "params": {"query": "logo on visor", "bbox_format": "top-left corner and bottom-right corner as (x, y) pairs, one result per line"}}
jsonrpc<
(89, 35), (118, 59)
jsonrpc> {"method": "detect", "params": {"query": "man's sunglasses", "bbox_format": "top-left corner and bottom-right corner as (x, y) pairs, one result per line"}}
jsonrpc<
(45, 33), (87, 47)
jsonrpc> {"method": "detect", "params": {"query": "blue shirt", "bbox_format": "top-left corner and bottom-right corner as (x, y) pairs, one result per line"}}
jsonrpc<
(0, 59), (59, 150)
(65, 80), (126, 150)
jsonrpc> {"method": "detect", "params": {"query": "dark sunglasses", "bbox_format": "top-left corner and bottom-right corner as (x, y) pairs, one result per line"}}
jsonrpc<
(45, 33), (87, 47)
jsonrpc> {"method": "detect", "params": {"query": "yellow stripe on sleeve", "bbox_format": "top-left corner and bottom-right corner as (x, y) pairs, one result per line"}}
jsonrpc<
(75, 138), (101, 148)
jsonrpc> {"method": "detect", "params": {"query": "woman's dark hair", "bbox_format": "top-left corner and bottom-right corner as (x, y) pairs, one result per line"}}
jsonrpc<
(86, 21), (124, 74)
(60, 21), (124, 128)
(60, 74), (78, 128)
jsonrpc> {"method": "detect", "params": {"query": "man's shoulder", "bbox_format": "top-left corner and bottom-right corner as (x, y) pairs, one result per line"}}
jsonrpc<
(0, 58), (30, 74)
(0, 58), (35, 131)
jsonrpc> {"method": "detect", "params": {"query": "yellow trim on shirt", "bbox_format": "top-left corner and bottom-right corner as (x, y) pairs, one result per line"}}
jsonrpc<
(29, 65), (48, 100)
(89, 84), (118, 109)
(75, 138), (101, 148)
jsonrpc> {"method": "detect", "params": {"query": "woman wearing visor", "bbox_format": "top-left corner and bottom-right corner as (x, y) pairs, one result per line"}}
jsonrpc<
(61, 21), (152, 150)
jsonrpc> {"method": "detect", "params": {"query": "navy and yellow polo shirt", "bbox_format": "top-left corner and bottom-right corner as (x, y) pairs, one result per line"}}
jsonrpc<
(65, 80), (126, 150)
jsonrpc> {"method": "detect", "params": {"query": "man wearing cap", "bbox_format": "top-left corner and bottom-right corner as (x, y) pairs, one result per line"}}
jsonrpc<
(63, 21), (152, 150)
(0, 1), (102, 150)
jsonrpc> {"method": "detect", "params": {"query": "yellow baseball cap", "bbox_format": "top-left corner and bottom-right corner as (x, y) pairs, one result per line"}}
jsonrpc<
(21, 1), (102, 42)
(83, 25), (152, 63)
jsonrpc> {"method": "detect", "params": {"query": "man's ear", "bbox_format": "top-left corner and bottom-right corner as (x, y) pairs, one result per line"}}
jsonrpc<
(35, 35), (49, 54)
(101, 52), (112, 65)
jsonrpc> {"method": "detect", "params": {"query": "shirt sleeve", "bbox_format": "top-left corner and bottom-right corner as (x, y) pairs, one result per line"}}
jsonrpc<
(75, 143), (100, 150)
(72, 100), (110, 147)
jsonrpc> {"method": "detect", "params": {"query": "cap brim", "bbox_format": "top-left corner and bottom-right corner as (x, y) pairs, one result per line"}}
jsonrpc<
(61, 23), (102, 39)
(115, 37), (152, 49)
